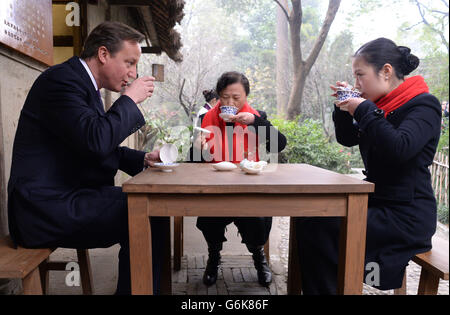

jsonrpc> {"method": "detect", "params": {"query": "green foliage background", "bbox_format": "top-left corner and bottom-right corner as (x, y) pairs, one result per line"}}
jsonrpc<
(271, 117), (364, 174)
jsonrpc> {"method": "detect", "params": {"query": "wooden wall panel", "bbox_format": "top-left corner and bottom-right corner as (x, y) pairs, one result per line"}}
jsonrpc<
(0, 0), (53, 66)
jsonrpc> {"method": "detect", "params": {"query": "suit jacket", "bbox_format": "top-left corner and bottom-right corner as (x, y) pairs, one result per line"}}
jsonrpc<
(7, 56), (145, 247)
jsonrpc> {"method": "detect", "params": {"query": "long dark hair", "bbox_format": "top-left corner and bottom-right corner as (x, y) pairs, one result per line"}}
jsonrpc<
(354, 38), (420, 80)
(202, 89), (219, 103)
(216, 71), (250, 96)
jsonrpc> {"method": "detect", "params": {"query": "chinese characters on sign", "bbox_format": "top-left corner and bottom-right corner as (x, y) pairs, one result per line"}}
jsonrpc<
(0, 0), (53, 66)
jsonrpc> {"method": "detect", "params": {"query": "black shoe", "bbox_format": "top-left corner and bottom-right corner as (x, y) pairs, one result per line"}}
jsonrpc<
(246, 244), (272, 287)
(203, 242), (222, 286)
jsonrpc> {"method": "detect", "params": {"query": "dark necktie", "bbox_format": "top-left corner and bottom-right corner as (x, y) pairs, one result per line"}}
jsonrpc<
(97, 89), (102, 103)
(96, 89), (105, 112)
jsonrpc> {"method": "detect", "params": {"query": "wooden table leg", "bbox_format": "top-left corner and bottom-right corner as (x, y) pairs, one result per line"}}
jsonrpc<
(338, 194), (368, 295)
(161, 217), (172, 295)
(417, 270), (440, 295)
(173, 216), (183, 271)
(77, 249), (93, 295)
(23, 268), (43, 295)
(287, 217), (302, 295)
(128, 194), (153, 294)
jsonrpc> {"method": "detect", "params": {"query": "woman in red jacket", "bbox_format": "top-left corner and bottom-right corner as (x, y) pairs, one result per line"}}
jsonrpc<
(193, 71), (286, 288)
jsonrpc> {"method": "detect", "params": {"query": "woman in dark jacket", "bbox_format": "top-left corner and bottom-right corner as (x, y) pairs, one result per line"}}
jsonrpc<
(191, 71), (286, 288)
(295, 38), (442, 294)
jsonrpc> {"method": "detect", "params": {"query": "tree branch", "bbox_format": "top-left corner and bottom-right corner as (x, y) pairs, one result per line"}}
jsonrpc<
(290, 0), (303, 70)
(431, 9), (449, 16)
(274, 0), (290, 21)
(178, 79), (191, 117)
(414, 0), (449, 52)
(305, 0), (341, 71)
(401, 21), (422, 31)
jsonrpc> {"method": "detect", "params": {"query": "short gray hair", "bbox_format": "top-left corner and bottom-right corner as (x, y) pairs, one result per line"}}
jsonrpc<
(81, 21), (145, 59)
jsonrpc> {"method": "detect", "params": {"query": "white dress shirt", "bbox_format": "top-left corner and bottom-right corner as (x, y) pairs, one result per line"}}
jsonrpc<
(79, 58), (99, 91)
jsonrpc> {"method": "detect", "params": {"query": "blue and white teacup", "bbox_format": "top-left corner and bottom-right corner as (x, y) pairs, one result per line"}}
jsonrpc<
(336, 87), (361, 102)
(220, 106), (239, 115)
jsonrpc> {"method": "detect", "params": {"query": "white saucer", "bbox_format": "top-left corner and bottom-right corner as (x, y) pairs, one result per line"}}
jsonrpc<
(154, 162), (179, 172)
(241, 165), (263, 174)
(239, 160), (267, 175)
(213, 161), (237, 171)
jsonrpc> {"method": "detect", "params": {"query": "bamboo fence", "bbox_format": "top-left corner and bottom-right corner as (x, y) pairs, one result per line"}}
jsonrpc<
(430, 151), (449, 207)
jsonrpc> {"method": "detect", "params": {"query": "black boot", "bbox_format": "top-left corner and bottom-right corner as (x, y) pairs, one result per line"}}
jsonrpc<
(246, 244), (272, 287)
(203, 242), (222, 286)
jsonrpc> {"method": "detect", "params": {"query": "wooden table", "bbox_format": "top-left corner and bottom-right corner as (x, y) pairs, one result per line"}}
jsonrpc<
(122, 163), (374, 295)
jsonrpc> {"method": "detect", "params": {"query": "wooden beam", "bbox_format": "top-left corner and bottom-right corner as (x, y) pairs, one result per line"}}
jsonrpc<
(108, 0), (151, 5)
(141, 46), (162, 54)
(53, 36), (74, 47)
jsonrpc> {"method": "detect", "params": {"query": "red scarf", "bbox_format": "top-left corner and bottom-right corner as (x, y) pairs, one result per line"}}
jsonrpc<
(201, 101), (261, 163)
(376, 76), (429, 117)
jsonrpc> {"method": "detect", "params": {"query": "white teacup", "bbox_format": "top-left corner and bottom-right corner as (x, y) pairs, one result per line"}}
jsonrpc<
(160, 143), (178, 164)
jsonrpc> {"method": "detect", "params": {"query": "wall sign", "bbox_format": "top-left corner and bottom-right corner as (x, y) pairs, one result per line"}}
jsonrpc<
(0, 0), (53, 66)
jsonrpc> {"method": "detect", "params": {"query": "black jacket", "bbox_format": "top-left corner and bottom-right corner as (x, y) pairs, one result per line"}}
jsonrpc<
(7, 57), (146, 247)
(333, 93), (442, 289)
(334, 93), (441, 204)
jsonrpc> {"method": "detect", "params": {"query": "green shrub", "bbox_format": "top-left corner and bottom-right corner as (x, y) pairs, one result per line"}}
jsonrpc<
(271, 117), (360, 174)
(437, 203), (449, 225)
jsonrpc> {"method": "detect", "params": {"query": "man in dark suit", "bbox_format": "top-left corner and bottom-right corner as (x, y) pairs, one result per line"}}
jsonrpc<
(7, 21), (163, 294)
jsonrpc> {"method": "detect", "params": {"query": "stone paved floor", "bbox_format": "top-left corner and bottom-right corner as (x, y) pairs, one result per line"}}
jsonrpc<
(40, 247), (448, 295)
(172, 255), (284, 295)
(173, 254), (449, 296)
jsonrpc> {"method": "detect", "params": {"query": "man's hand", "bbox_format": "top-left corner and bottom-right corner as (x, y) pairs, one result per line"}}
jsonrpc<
(229, 112), (255, 125)
(123, 76), (155, 104)
(144, 149), (160, 167)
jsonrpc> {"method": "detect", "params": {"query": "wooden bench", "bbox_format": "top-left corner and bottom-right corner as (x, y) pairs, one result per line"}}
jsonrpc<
(173, 216), (270, 271)
(0, 235), (93, 295)
(394, 237), (449, 295)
